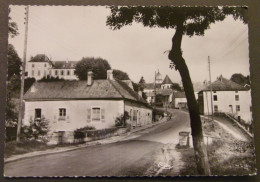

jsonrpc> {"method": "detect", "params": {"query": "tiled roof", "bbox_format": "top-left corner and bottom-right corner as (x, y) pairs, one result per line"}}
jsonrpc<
(52, 61), (78, 69)
(173, 92), (186, 98)
(24, 79), (148, 105)
(143, 83), (160, 90)
(202, 76), (248, 91)
(157, 89), (173, 96)
(162, 75), (173, 85)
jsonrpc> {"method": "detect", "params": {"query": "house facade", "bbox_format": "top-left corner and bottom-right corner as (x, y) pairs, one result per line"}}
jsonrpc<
(26, 54), (78, 80)
(198, 76), (252, 123)
(23, 70), (152, 134)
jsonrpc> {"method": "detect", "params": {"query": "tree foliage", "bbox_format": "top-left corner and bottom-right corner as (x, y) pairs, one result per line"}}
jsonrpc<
(106, 6), (247, 175)
(75, 57), (111, 80)
(172, 83), (182, 91)
(231, 73), (250, 86)
(113, 69), (130, 80)
(8, 8), (19, 38)
(107, 6), (247, 36)
(8, 44), (22, 80)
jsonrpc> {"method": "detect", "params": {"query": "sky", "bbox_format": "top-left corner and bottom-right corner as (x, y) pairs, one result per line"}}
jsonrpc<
(9, 6), (250, 84)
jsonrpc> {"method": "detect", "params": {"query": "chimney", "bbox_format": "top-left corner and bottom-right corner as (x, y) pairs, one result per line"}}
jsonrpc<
(87, 71), (93, 86)
(107, 69), (114, 80)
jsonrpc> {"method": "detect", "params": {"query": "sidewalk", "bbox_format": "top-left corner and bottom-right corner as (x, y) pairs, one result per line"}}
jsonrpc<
(5, 118), (168, 164)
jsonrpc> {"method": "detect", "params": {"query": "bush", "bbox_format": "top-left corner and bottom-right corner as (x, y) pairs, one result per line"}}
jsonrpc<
(22, 117), (50, 142)
(74, 126), (95, 140)
(115, 111), (129, 127)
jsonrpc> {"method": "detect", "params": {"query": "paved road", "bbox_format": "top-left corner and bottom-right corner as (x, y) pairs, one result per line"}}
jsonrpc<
(4, 109), (191, 177)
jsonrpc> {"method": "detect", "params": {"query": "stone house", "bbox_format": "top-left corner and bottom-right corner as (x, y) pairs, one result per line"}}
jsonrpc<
(198, 75), (252, 123)
(23, 70), (152, 142)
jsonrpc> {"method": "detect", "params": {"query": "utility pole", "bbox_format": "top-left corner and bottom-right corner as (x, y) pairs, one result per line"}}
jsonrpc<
(208, 56), (214, 121)
(17, 6), (29, 142)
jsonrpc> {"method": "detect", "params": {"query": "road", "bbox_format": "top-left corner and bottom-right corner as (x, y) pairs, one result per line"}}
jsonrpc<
(4, 109), (191, 177)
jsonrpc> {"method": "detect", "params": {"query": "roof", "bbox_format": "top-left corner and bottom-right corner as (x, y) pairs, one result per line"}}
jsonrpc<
(29, 54), (51, 63)
(143, 83), (161, 90)
(157, 89), (173, 96)
(52, 61), (78, 69)
(162, 75), (173, 85)
(24, 79), (148, 105)
(201, 76), (248, 92)
(173, 92), (186, 98)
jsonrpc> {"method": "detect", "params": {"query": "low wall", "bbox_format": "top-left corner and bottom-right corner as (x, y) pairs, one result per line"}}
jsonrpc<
(48, 127), (128, 145)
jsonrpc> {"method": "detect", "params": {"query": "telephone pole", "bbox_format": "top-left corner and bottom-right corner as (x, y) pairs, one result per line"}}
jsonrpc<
(208, 56), (214, 121)
(17, 6), (29, 142)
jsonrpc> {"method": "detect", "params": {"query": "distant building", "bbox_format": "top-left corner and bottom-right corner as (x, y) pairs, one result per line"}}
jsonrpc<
(198, 75), (252, 123)
(26, 54), (78, 80)
(172, 92), (187, 109)
(23, 70), (152, 142)
(143, 71), (175, 104)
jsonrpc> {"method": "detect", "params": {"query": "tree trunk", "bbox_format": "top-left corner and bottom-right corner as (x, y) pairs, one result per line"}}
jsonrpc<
(168, 20), (211, 175)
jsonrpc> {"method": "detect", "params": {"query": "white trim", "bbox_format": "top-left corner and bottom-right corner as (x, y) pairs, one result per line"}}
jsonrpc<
(91, 106), (102, 122)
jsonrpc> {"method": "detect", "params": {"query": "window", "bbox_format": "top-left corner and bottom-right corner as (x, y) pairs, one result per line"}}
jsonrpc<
(235, 91), (238, 93)
(236, 105), (240, 112)
(59, 108), (66, 120)
(213, 91), (216, 93)
(67, 70), (70, 75)
(32, 70), (34, 76)
(92, 108), (101, 121)
(35, 109), (41, 120)
(44, 64), (47, 67)
(250, 106), (252, 112)
(38, 70), (41, 76)
(49, 70), (52, 76)
(235, 95), (239, 101)
(214, 105), (218, 112)
(133, 110), (137, 121)
(73, 70), (76, 75)
(32, 64), (34, 68)
(61, 70), (64, 76)
(55, 70), (58, 76)
(44, 70), (46, 77)
(213, 95), (218, 101)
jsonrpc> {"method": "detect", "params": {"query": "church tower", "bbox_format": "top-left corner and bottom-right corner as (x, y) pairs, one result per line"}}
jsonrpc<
(155, 69), (163, 84)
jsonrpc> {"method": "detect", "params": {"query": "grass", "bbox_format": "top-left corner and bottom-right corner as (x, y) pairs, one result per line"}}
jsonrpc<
(177, 119), (257, 176)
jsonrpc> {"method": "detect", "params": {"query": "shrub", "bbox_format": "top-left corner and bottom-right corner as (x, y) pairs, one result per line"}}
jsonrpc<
(74, 126), (95, 140)
(115, 111), (129, 127)
(22, 117), (50, 142)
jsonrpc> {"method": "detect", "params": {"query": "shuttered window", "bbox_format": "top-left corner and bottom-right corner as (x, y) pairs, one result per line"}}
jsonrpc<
(92, 108), (101, 121)
(87, 109), (91, 122)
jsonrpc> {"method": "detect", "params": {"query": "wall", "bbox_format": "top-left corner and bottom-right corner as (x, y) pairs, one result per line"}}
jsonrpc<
(50, 69), (78, 80)
(23, 99), (124, 132)
(124, 100), (152, 128)
(26, 62), (51, 80)
(202, 90), (252, 123)
(161, 84), (172, 89)
(174, 98), (187, 109)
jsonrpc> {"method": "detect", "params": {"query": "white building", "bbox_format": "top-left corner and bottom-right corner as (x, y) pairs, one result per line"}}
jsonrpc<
(23, 70), (152, 138)
(172, 92), (187, 109)
(26, 54), (78, 80)
(198, 76), (252, 124)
